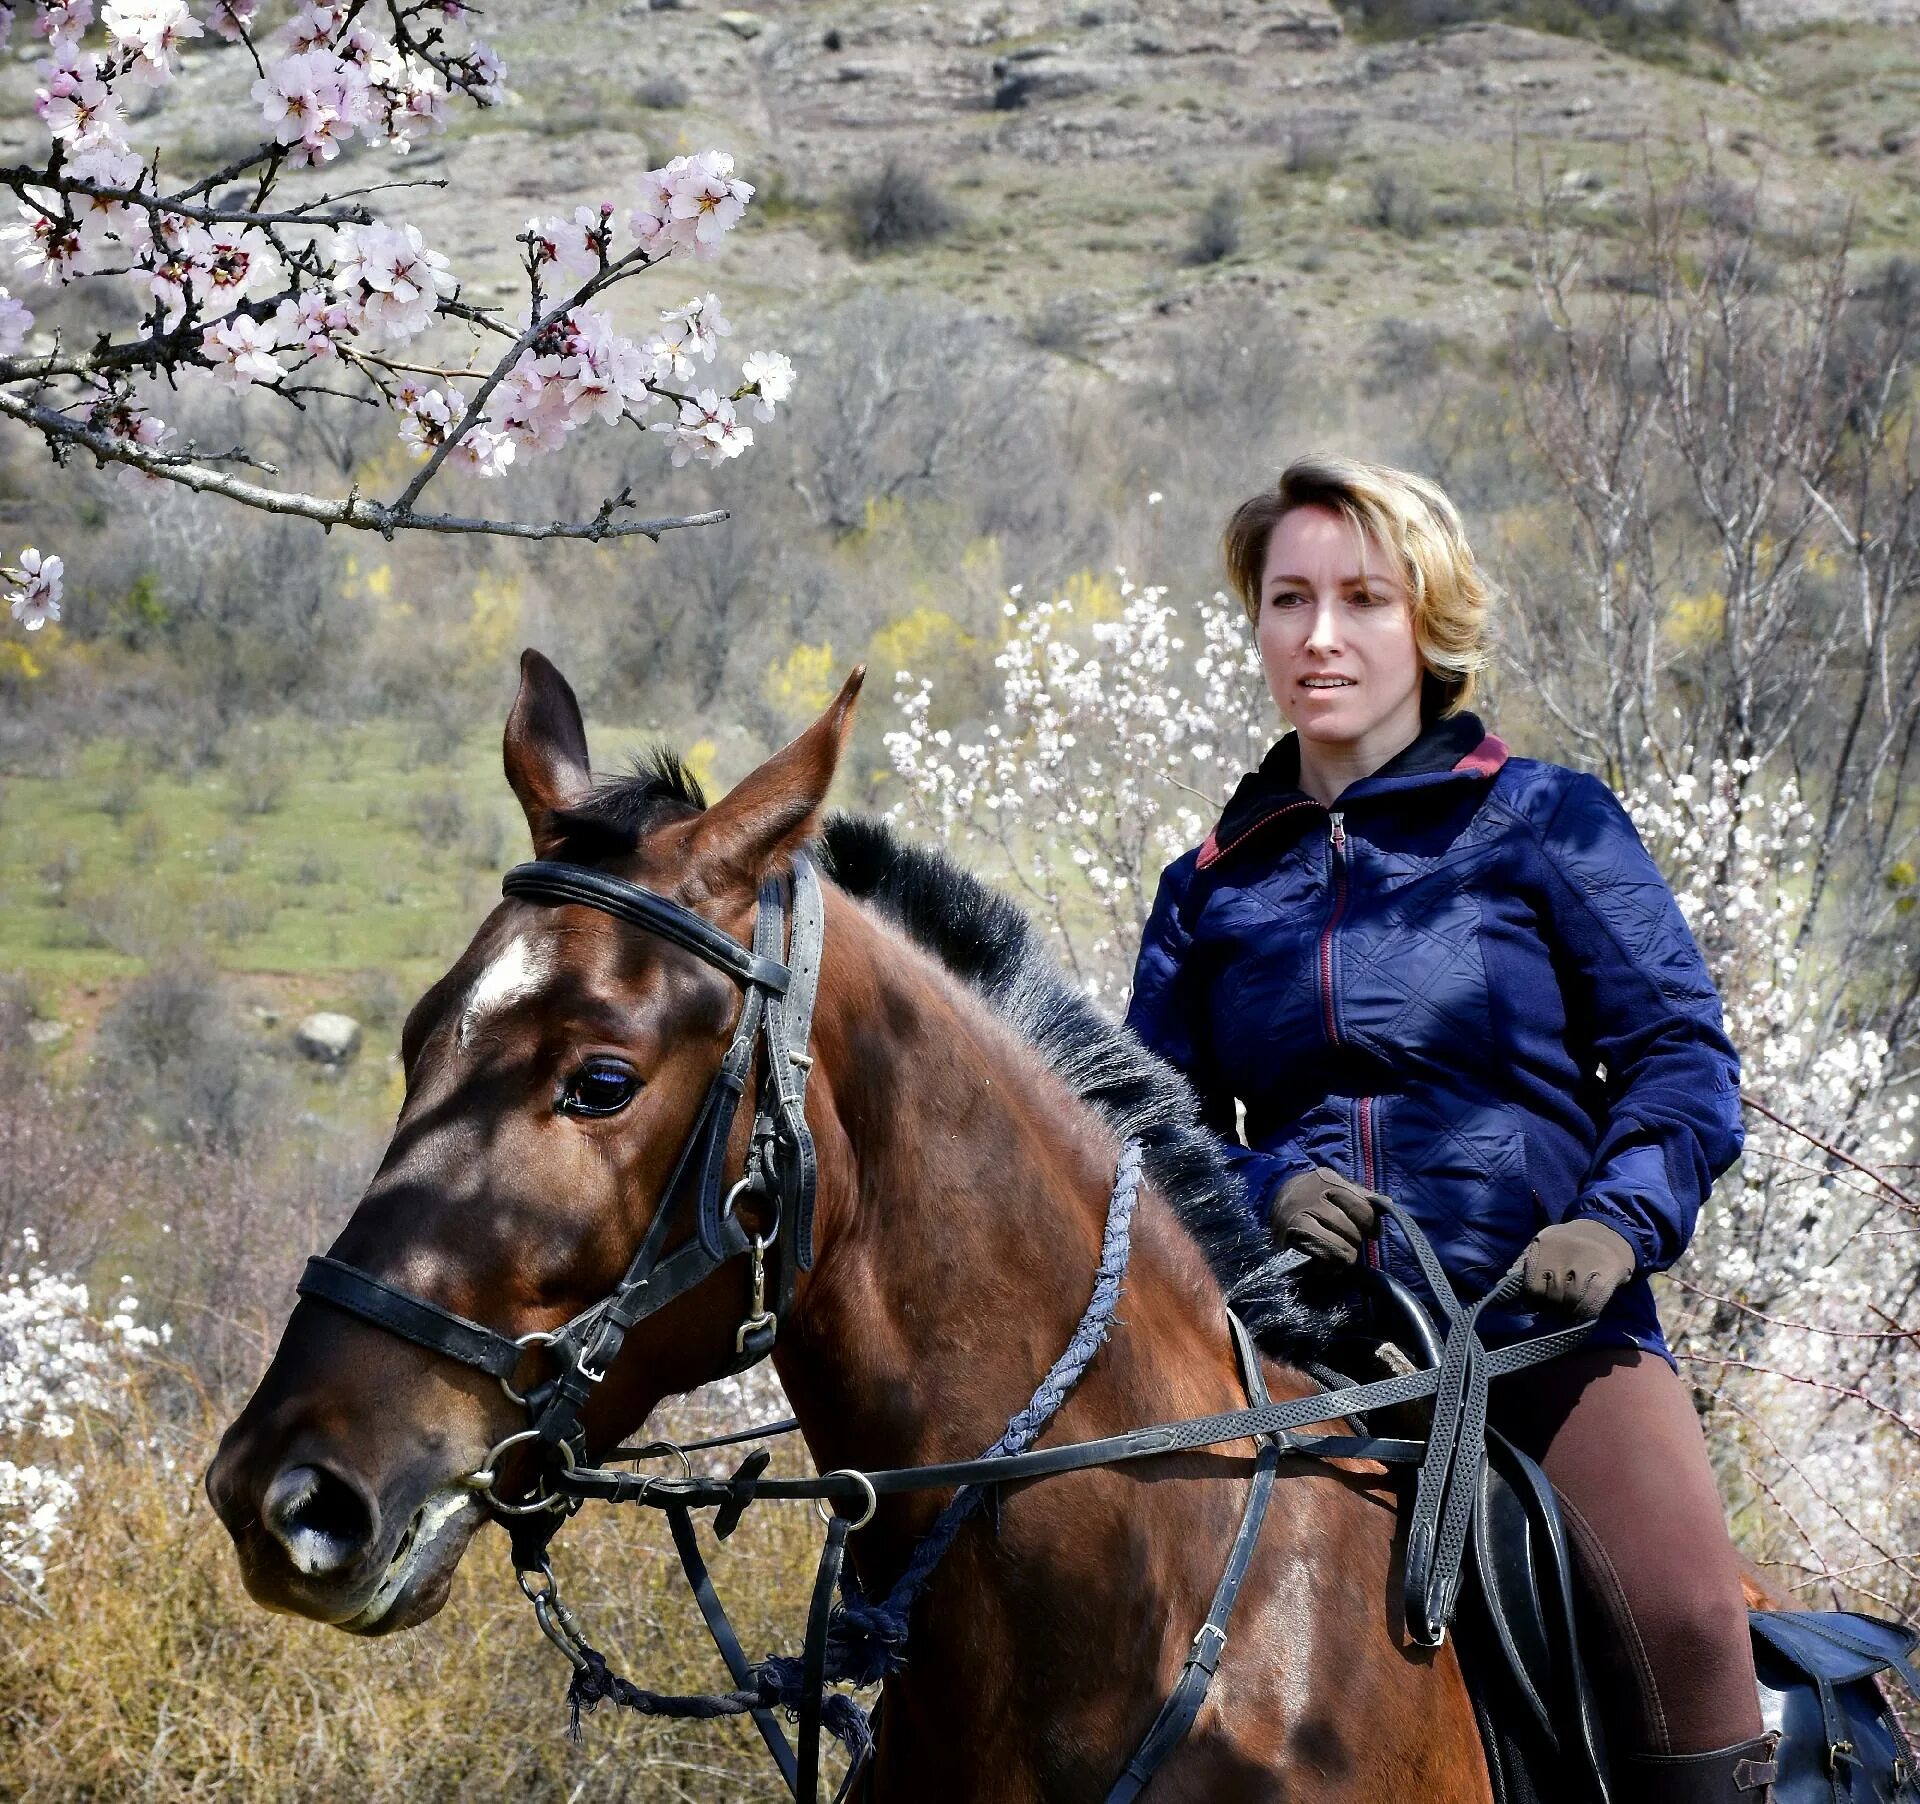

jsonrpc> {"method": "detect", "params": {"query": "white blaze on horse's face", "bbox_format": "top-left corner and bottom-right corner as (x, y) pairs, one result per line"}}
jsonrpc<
(459, 932), (553, 1050)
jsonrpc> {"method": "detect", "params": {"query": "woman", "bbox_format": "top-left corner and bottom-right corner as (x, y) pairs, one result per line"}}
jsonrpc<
(1125, 454), (1776, 1801)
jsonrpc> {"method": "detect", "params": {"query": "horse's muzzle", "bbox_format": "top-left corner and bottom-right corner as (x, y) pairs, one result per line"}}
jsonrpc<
(207, 1427), (486, 1634)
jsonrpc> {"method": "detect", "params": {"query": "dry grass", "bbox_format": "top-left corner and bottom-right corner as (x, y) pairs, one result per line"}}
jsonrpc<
(1, 1383), (849, 1802)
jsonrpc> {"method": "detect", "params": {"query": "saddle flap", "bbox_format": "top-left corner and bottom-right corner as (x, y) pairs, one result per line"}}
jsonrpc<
(1751, 1610), (1920, 1688)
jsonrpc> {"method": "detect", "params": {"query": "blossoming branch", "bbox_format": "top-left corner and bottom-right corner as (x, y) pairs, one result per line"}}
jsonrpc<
(0, 0), (798, 631)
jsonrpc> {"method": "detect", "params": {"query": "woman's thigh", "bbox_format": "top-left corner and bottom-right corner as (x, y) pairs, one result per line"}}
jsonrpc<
(1486, 1346), (1761, 1754)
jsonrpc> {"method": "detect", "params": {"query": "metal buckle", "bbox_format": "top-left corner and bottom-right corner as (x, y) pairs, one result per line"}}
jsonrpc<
(734, 1204), (780, 1355)
(1191, 1622), (1227, 1658)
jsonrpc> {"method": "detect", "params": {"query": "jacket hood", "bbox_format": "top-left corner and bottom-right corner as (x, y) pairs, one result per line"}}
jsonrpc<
(1198, 711), (1509, 870)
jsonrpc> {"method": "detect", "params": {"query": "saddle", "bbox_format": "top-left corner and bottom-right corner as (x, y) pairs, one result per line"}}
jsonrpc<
(1322, 1270), (1920, 1804)
(1313, 1267), (1612, 1804)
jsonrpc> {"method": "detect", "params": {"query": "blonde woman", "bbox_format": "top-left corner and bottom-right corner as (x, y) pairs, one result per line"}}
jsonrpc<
(1126, 455), (1774, 1801)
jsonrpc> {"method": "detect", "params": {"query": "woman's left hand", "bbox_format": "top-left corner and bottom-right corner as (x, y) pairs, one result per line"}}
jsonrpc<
(1519, 1219), (1637, 1320)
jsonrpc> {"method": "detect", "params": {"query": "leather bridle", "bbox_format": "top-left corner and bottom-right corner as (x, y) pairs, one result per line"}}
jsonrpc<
(295, 852), (826, 1517)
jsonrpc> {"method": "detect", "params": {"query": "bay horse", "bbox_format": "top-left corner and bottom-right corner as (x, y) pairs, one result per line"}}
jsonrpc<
(207, 649), (1495, 1801)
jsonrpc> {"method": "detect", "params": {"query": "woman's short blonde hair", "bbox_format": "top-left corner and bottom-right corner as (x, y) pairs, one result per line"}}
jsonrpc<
(1222, 452), (1493, 718)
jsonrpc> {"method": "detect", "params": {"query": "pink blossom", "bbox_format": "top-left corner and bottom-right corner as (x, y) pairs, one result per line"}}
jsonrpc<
(447, 423), (513, 478)
(206, 0), (259, 41)
(461, 39), (503, 104)
(7, 548), (63, 631)
(627, 165), (679, 256)
(556, 305), (652, 423)
(3, 205), (93, 286)
(626, 155), (750, 260)
(36, 55), (126, 151)
(35, 0), (95, 48)
(0, 288), (33, 356)
(526, 205), (608, 283)
(331, 219), (454, 344)
(488, 354), (573, 453)
(273, 288), (352, 358)
(66, 145), (152, 257)
(363, 46), (449, 150)
(646, 291), (730, 381)
(100, 0), (202, 84)
(138, 219), (276, 326)
(252, 47), (369, 163)
(200, 312), (284, 389)
(280, 1), (347, 56)
(396, 383), (454, 457)
(670, 149), (754, 251)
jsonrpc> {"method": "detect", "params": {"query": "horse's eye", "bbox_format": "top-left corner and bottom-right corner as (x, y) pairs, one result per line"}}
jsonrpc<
(558, 1058), (641, 1118)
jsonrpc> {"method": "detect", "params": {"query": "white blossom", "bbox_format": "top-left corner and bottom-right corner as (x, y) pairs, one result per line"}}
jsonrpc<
(100, 0), (201, 82)
(6, 547), (62, 629)
(0, 287), (33, 356)
(741, 348), (794, 420)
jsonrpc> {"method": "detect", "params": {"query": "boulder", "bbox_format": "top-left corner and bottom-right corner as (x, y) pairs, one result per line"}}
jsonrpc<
(294, 1012), (362, 1065)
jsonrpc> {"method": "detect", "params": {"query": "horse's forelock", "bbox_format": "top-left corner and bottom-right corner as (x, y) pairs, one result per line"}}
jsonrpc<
(542, 748), (710, 864)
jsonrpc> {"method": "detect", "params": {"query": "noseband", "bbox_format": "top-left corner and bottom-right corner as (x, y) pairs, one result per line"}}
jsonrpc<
(295, 852), (826, 1505)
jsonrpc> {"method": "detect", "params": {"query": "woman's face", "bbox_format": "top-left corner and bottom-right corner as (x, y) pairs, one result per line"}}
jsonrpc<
(1255, 503), (1424, 752)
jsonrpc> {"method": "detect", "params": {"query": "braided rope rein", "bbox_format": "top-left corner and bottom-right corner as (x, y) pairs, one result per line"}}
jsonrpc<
(565, 1139), (1147, 1760)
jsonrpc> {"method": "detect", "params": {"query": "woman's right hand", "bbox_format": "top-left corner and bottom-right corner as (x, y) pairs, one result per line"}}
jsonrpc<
(1270, 1166), (1388, 1266)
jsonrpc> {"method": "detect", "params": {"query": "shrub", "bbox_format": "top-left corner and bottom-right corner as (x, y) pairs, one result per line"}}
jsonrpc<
(635, 71), (689, 109)
(1368, 168), (1430, 238)
(836, 160), (959, 257)
(1285, 117), (1350, 175)
(1181, 186), (1242, 266)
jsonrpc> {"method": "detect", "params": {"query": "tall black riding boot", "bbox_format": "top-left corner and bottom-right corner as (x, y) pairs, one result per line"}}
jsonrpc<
(1621, 1733), (1780, 1803)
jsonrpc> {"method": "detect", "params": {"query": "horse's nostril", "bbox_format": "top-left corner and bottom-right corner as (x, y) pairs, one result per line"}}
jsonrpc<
(261, 1463), (378, 1579)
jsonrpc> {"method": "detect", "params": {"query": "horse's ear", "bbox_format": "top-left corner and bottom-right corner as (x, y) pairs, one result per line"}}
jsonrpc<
(685, 666), (864, 896)
(504, 648), (592, 856)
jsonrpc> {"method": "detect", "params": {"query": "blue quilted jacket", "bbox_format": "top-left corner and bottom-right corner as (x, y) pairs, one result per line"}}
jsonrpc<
(1124, 711), (1744, 1360)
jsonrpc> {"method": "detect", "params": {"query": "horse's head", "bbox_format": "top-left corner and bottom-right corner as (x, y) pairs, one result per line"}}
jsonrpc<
(207, 649), (862, 1634)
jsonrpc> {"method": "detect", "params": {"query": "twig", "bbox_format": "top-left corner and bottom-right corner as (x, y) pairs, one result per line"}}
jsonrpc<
(1742, 1091), (1920, 1212)
(0, 387), (726, 544)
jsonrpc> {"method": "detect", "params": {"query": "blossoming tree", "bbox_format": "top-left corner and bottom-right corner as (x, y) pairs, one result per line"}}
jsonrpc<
(0, 0), (796, 633)
(889, 572), (1919, 1624)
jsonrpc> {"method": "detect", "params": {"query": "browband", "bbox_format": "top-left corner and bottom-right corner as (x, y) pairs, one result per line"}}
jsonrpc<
(502, 861), (790, 995)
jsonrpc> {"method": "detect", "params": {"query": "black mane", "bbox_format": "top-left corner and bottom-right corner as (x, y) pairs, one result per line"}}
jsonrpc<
(817, 814), (1342, 1361)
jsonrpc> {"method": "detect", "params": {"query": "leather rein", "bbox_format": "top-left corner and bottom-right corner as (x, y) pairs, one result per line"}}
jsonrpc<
(290, 850), (1595, 1804)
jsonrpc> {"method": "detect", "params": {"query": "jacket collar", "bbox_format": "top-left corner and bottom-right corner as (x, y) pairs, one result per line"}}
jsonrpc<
(1197, 712), (1509, 870)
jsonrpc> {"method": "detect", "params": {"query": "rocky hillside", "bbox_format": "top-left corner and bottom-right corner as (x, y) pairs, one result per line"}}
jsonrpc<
(4, 0), (1913, 375)
(430, 0), (1918, 358)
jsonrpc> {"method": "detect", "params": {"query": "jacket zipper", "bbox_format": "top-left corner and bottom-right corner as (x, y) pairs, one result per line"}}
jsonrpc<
(1361, 1093), (1382, 1270)
(1322, 811), (1384, 1273)
(1319, 811), (1347, 1045)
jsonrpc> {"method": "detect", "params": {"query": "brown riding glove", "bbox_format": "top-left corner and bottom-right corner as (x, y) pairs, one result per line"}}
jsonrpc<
(1270, 1167), (1387, 1267)
(1519, 1219), (1637, 1321)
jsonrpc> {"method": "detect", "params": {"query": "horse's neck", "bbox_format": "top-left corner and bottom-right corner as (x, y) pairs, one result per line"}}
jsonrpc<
(774, 894), (1248, 1514)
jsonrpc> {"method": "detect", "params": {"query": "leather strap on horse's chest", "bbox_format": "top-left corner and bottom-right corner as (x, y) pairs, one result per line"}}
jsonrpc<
(1107, 1309), (1283, 1803)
